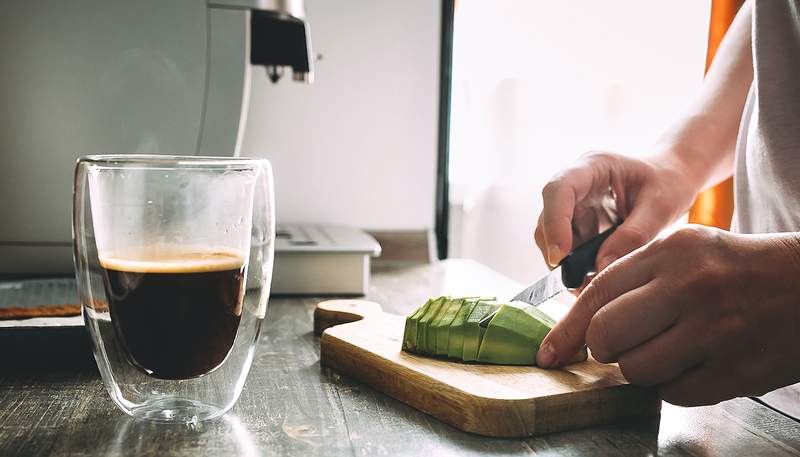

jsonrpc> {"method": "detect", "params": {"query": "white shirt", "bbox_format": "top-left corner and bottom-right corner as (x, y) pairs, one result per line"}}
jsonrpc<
(733, 0), (800, 418)
(733, 0), (800, 234)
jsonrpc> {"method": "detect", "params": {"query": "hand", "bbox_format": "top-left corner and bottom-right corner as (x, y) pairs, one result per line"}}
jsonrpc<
(537, 225), (800, 406)
(534, 151), (701, 271)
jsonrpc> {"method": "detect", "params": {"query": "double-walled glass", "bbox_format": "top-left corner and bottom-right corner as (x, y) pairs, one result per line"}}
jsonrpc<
(73, 155), (274, 423)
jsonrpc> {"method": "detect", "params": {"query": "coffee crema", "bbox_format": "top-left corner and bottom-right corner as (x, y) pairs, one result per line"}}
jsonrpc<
(100, 249), (245, 380)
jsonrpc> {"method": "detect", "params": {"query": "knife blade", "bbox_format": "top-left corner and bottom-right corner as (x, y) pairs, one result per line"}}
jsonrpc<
(479, 223), (619, 328)
(508, 265), (567, 309)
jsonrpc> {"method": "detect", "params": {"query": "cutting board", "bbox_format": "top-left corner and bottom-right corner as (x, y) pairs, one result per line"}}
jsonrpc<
(315, 299), (661, 438)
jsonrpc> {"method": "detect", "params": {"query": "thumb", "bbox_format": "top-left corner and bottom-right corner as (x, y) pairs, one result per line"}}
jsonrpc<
(595, 204), (666, 271)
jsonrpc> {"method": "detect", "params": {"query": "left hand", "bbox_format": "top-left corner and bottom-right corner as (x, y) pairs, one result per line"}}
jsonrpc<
(536, 224), (800, 406)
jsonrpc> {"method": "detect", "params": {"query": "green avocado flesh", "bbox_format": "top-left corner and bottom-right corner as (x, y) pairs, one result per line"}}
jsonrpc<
(447, 300), (478, 359)
(402, 298), (433, 351)
(462, 302), (499, 362)
(416, 297), (446, 354)
(432, 298), (466, 355)
(401, 296), (559, 366)
(476, 304), (555, 365)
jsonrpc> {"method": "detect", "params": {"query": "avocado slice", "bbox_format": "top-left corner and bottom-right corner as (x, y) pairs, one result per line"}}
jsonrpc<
(416, 296), (446, 354)
(425, 297), (459, 355)
(402, 298), (433, 352)
(447, 299), (478, 359)
(431, 297), (469, 356)
(462, 301), (500, 362)
(476, 304), (555, 365)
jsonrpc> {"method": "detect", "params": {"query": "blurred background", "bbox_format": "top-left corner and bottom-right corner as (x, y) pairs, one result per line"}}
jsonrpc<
(447, 1), (709, 283)
(0, 0), (713, 284)
(250, 0), (710, 283)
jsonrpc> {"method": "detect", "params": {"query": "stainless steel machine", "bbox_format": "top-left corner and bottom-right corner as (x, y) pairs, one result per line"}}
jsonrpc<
(0, 0), (313, 274)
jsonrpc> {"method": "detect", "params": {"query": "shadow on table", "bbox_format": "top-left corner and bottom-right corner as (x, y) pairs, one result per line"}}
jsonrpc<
(0, 327), (95, 372)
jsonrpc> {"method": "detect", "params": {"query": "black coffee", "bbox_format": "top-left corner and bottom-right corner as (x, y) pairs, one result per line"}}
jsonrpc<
(100, 251), (245, 380)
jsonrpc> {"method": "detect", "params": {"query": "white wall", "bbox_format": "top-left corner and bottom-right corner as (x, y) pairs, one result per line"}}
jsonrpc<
(241, 0), (441, 231)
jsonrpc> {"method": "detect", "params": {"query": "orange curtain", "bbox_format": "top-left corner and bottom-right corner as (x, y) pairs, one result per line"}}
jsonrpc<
(687, 0), (745, 229)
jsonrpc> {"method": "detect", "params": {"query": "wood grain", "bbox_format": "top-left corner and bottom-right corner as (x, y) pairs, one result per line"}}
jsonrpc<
(315, 298), (661, 437)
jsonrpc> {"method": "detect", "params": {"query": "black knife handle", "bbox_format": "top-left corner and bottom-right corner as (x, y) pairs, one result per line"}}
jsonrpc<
(559, 224), (619, 289)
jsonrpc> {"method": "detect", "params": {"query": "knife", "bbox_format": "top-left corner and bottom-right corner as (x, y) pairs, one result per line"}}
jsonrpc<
(479, 222), (620, 328)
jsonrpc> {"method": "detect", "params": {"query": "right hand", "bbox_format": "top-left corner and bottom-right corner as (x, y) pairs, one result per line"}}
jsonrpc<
(534, 151), (701, 271)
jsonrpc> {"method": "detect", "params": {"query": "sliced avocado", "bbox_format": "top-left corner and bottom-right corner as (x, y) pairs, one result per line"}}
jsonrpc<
(416, 296), (444, 354)
(431, 298), (468, 356)
(476, 304), (554, 365)
(447, 299), (478, 359)
(416, 296), (446, 354)
(462, 301), (500, 362)
(402, 298), (433, 352)
(425, 297), (457, 354)
(524, 304), (556, 327)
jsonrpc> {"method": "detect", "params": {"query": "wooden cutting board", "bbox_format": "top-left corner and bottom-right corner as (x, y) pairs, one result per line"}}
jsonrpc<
(315, 299), (661, 438)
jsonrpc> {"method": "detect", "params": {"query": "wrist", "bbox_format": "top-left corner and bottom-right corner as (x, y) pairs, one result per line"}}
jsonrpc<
(647, 149), (707, 195)
(736, 232), (800, 299)
(773, 233), (800, 277)
(648, 113), (737, 195)
(736, 232), (800, 323)
(642, 148), (709, 217)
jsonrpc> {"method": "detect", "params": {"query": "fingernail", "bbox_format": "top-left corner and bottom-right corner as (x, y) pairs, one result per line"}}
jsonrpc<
(548, 245), (562, 267)
(537, 341), (556, 368)
(598, 255), (618, 271)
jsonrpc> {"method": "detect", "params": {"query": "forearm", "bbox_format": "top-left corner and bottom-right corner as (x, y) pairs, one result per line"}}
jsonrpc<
(651, 1), (754, 195)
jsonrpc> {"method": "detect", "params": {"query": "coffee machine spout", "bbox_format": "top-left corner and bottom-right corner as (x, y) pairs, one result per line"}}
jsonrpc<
(250, 9), (315, 84)
(207, 0), (315, 84)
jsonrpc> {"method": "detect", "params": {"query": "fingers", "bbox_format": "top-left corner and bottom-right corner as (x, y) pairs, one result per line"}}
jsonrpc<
(537, 253), (654, 368)
(539, 181), (576, 267)
(616, 323), (706, 386)
(595, 201), (669, 271)
(585, 280), (680, 363)
(533, 213), (551, 269)
(572, 205), (600, 247)
(539, 166), (595, 266)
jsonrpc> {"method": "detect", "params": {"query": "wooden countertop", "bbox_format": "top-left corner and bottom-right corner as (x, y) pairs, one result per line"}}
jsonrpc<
(1, 259), (799, 456)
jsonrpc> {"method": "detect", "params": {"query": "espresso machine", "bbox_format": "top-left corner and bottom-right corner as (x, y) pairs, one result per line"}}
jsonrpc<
(0, 0), (314, 274)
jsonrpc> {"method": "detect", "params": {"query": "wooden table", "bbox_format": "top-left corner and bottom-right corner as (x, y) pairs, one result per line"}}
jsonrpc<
(2, 259), (799, 456)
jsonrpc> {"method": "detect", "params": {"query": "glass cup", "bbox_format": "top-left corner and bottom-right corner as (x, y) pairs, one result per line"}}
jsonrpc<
(73, 155), (274, 423)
